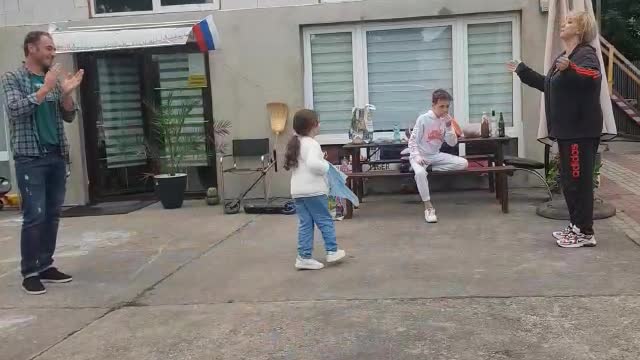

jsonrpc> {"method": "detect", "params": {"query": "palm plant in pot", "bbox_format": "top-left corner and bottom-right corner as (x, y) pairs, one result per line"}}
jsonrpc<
(204, 118), (231, 205)
(146, 93), (202, 209)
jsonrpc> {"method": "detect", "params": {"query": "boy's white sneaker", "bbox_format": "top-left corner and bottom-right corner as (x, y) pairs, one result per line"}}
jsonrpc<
(326, 249), (346, 263)
(295, 257), (324, 270)
(425, 208), (438, 223)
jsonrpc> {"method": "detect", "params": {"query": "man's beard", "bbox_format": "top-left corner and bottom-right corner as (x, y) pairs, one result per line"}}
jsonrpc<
(40, 55), (53, 73)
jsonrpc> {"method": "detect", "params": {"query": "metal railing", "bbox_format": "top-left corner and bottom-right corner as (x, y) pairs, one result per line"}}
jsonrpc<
(600, 36), (640, 136)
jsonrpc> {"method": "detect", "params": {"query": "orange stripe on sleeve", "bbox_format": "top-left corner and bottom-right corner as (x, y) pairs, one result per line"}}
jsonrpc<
(570, 62), (601, 79)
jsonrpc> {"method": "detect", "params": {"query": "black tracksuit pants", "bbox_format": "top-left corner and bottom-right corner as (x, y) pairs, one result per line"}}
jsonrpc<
(558, 139), (600, 235)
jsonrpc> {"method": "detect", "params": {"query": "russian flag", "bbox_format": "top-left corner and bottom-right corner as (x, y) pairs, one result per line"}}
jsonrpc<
(192, 15), (220, 52)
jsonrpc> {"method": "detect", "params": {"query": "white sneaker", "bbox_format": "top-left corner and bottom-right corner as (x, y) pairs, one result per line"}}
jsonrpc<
(425, 208), (438, 223)
(295, 257), (324, 270)
(326, 249), (346, 263)
(552, 223), (574, 240)
(556, 226), (597, 248)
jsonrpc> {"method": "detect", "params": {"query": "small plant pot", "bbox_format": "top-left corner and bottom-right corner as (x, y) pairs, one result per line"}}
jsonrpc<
(155, 174), (187, 209)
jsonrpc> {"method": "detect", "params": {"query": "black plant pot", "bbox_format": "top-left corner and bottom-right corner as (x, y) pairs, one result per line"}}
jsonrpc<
(154, 174), (187, 209)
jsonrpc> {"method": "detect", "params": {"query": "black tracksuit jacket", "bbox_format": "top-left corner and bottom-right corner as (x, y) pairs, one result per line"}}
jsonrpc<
(515, 44), (603, 140)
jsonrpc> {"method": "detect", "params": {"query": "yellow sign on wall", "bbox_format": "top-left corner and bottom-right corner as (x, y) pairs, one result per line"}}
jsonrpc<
(188, 75), (207, 88)
(187, 53), (207, 88)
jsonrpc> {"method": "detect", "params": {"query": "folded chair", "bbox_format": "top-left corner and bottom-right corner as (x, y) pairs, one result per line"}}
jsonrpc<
(218, 139), (272, 212)
(503, 156), (553, 200)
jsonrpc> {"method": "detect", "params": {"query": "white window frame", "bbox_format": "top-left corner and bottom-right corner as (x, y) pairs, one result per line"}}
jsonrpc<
(90, 0), (219, 17)
(303, 13), (523, 155)
(462, 14), (523, 156)
(0, 107), (9, 162)
(303, 26), (360, 145)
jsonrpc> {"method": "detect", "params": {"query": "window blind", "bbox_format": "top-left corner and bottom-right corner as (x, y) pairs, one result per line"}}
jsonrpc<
(161, 0), (212, 5)
(154, 53), (208, 168)
(95, 0), (153, 14)
(467, 22), (513, 125)
(97, 58), (147, 169)
(367, 26), (453, 131)
(310, 32), (355, 134)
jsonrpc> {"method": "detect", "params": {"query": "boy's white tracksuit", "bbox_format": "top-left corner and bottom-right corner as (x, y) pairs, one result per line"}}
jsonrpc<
(408, 110), (468, 202)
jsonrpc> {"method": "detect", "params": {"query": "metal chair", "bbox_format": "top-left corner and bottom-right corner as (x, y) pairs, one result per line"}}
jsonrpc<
(503, 156), (553, 200)
(218, 138), (272, 210)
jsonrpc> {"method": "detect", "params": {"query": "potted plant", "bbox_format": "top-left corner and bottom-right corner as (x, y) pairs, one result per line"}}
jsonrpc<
(546, 150), (603, 194)
(210, 118), (232, 155)
(204, 118), (232, 205)
(539, 147), (615, 221)
(146, 93), (202, 209)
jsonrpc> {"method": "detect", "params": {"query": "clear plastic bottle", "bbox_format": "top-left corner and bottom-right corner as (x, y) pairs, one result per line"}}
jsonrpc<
(393, 124), (401, 142)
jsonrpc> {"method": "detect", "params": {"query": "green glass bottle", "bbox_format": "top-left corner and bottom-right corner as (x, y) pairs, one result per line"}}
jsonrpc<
(498, 112), (506, 137)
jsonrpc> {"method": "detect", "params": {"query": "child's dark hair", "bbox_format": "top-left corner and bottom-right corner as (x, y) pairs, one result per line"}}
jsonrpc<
(432, 89), (453, 104)
(284, 109), (319, 170)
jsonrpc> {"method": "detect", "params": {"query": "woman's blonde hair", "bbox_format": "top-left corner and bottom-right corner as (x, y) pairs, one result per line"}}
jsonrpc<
(567, 10), (599, 44)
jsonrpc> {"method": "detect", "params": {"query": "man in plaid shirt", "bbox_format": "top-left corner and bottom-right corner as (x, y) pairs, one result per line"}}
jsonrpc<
(1, 31), (84, 295)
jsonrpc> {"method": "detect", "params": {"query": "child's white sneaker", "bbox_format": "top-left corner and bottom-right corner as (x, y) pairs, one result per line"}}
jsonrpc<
(425, 208), (438, 223)
(295, 256), (324, 270)
(326, 249), (346, 263)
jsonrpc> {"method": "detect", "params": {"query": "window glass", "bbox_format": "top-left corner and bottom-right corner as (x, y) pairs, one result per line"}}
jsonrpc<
(310, 33), (355, 134)
(95, 0), (153, 14)
(467, 22), (514, 126)
(367, 26), (453, 130)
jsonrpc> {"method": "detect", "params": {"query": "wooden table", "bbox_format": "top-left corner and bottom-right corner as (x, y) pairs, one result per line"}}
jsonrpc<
(343, 136), (513, 201)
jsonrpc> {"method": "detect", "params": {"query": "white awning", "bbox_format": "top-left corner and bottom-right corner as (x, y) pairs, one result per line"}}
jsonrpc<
(50, 19), (211, 54)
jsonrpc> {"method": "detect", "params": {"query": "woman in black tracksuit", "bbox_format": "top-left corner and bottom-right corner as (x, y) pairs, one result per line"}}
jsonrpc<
(508, 11), (602, 248)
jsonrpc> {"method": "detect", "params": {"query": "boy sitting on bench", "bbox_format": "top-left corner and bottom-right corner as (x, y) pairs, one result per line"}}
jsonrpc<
(409, 89), (468, 223)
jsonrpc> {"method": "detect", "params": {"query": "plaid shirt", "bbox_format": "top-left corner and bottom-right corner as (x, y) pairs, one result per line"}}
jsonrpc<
(1, 65), (76, 162)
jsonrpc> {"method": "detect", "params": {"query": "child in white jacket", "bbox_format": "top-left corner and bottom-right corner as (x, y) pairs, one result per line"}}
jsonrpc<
(284, 109), (346, 270)
(408, 89), (468, 223)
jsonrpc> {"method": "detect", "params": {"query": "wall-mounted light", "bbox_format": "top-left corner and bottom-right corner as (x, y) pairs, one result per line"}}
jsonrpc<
(540, 0), (550, 13)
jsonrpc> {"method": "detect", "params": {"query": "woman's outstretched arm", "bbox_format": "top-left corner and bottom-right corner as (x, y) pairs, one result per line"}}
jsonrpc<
(507, 60), (545, 92)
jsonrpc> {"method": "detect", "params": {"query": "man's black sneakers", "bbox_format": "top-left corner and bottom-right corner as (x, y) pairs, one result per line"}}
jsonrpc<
(22, 277), (46, 295)
(39, 268), (73, 283)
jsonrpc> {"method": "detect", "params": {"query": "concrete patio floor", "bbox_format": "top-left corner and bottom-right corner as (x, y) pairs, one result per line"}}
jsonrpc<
(1, 189), (639, 359)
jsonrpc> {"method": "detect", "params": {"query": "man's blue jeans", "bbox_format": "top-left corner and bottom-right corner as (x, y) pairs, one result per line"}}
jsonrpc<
(295, 195), (337, 259)
(15, 153), (67, 278)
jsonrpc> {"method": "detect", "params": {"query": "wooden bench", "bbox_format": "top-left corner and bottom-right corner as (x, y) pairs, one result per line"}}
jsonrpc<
(363, 154), (498, 193)
(344, 165), (516, 219)
(365, 154), (494, 165)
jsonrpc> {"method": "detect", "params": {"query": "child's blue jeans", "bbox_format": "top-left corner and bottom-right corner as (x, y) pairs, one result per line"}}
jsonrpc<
(295, 195), (337, 259)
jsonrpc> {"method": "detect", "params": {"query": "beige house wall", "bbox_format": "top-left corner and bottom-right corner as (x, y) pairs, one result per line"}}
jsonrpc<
(0, 0), (548, 204)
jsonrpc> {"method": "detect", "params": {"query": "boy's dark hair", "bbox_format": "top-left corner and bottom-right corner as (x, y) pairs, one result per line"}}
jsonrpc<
(284, 109), (319, 171)
(24, 31), (52, 57)
(432, 89), (453, 104)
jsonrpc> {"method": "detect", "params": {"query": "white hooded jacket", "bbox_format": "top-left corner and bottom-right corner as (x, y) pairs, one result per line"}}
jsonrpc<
(290, 136), (330, 198)
(408, 110), (458, 160)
